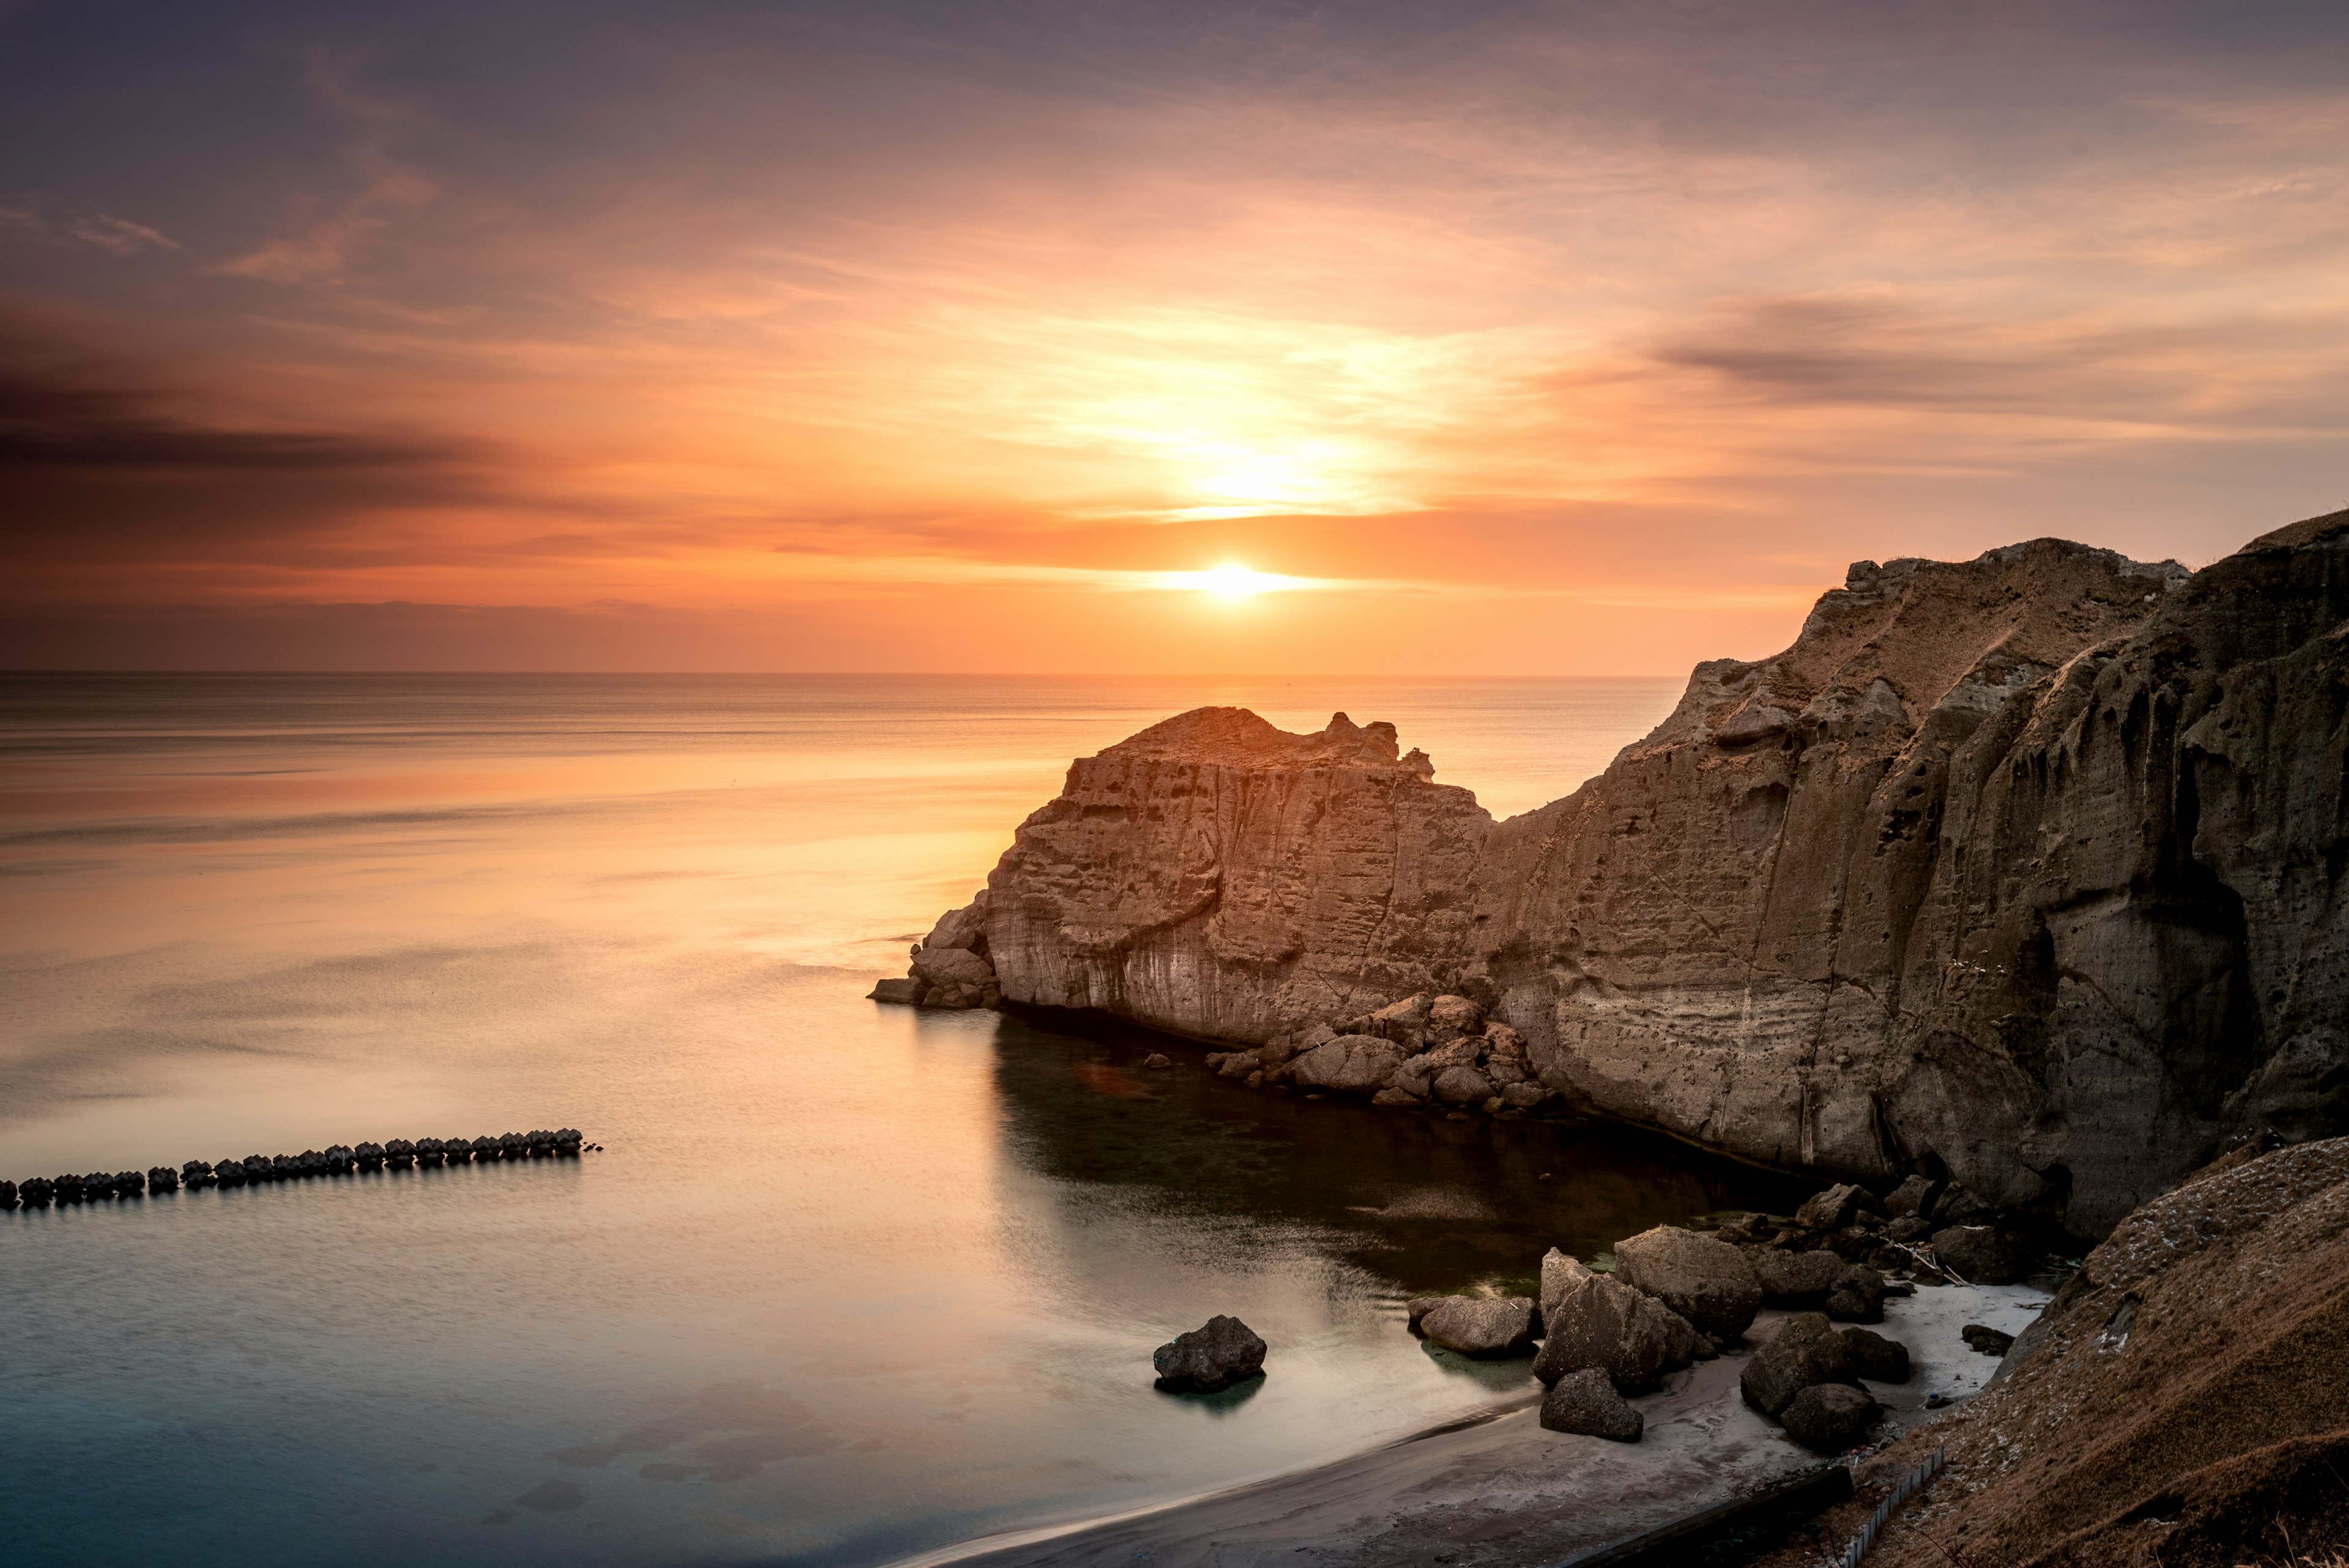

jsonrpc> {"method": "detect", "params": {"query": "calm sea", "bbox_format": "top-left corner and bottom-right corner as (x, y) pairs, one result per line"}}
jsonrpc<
(0, 674), (1801, 1568)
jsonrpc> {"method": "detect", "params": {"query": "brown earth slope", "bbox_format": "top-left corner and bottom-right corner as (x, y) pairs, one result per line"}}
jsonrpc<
(1778, 1136), (2349, 1568)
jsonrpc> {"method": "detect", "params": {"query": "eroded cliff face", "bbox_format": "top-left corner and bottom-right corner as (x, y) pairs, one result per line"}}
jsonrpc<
(980, 708), (1492, 1041)
(915, 514), (2349, 1236)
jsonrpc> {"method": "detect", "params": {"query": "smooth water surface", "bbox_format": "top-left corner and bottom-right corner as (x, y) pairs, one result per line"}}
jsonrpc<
(0, 675), (1802, 1568)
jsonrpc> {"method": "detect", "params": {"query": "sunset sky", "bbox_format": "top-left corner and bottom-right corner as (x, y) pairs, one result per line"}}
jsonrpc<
(5, 0), (2347, 673)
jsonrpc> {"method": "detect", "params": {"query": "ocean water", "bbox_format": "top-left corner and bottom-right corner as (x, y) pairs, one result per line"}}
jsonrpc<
(0, 674), (1803, 1568)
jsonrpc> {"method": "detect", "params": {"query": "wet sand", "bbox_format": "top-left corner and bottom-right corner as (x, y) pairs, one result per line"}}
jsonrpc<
(908, 1280), (2055, 1568)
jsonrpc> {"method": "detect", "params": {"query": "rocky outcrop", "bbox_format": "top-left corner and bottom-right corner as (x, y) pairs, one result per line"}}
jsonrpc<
(904, 512), (2349, 1235)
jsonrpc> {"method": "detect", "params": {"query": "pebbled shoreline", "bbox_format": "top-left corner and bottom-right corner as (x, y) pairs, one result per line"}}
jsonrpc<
(898, 1282), (2051, 1568)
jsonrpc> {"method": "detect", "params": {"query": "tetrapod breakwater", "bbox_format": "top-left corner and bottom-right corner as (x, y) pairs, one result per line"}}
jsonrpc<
(2, 1129), (596, 1210)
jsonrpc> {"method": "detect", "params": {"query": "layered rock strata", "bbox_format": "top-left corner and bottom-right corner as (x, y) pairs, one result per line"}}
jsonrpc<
(888, 512), (2349, 1235)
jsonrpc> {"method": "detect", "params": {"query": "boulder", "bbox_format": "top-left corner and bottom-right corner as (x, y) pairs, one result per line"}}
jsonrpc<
(1933, 1226), (2033, 1285)
(923, 895), (990, 953)
(1781, 1383), (1881, 1452)
(1886, 1215), (1933, 1243)
(911, 943), (998, 1008)
(1416, 1297), (1538, 1358)
(868, 978), (921, 1004)
(1539, 1368), (1643, 1441)
(1, 1179), (15, 1210)
(1934, 1185), (1997, 1226)
(1745, 1248), (1846, 1306)
(1152, 1315), (1267, 1393)
(1427, 995), (1482, 1042)
(1796, 1183), (1869, 1230)
(1141, 1053), (1173, 1069)
(1825, 1264), (1890, 1323)
(1612, 1226), (1763, 1339)
(1740, 1312), (1859, 1418)
(1962, 1323), (2016, 1356)
(1498, 1083), (1548, 1109)
(1369, 995), (1434, 1050)
(1215, 1051), (1260, 1079)
(1884, 1174), (1946, 1219)
(1838, 1327), (1912, 1383)
(1371, 1087), (1423, 1107)
(1534, 1251), (1705, 1392)
(1430, 1065), (1494, 1106)
(1289, 1035), (1408, 1096)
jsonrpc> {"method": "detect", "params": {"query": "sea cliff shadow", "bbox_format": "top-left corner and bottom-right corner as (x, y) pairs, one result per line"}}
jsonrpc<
(976, 1009), (1812, 1295)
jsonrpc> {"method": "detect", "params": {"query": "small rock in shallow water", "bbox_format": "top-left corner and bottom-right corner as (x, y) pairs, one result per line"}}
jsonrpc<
(1141, 1053), (1173, 1069)
(1539, 1367), (1642, 1441)
(1415, 1297), (1538, 1358)
(1152, 1315), (1267, 1393)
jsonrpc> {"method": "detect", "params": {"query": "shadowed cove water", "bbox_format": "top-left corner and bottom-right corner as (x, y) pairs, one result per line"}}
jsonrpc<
(1, 675), (1805, 1568)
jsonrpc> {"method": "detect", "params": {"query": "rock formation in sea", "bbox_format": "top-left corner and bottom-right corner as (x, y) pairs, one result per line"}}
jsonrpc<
(883, 511), (2349, 1237)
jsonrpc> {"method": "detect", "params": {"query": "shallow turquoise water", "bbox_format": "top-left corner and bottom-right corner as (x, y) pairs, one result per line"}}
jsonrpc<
(0, 674), (1802, 1567)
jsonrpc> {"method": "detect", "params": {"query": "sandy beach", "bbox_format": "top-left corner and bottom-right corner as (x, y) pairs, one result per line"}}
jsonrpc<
(908, 1279), (2055, 1568)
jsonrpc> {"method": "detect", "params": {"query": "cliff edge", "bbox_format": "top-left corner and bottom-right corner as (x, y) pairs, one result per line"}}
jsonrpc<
(885, 512), (2349, 1237)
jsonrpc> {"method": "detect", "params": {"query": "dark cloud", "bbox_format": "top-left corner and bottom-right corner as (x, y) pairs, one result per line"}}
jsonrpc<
(1654, 294), (2349, 431)
(0, 313), (488, 564)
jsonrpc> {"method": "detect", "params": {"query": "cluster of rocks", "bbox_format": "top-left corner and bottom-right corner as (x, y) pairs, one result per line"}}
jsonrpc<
(1204, 993), (1553, 1119)
(3, 1130), (591, 1209)
(869, 895), (1001, 1010)
(1396, 1186), (1992, 1453)
(1750, 1176), (2043, 1288)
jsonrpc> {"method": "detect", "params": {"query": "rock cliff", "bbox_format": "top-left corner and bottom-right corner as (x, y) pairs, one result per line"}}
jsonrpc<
(889, 512), (2349, 1237)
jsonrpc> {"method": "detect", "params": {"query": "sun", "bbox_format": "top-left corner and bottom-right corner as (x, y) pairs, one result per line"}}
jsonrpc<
(1199, 562), (1276, 600)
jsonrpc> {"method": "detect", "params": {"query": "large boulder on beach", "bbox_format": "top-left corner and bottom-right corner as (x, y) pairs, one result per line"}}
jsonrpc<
(1933, 1225), (2033, 1284)
(1825, 1263), (1891, 1323)
(1781, 1382), (1880, 1452)
(1152, 1315), (1267, 1393)
(1838, 1327), (1912, 1383)
(1289, 1035), (1406, 1096)
(1534, 1251), (1706, 1393)
(1612, 1226), (1762, 1339)
(1745, 1248), (1846, 1305)
(1539, 1368), (1643, 1442)
(1740, 1312), (1860, 1418)
(1416, 1297), (1538, 1358)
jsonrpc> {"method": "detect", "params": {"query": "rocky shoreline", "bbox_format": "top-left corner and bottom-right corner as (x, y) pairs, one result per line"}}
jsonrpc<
(1, 1128), (594, 1210)
(908, 1136), (2348, 1568)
